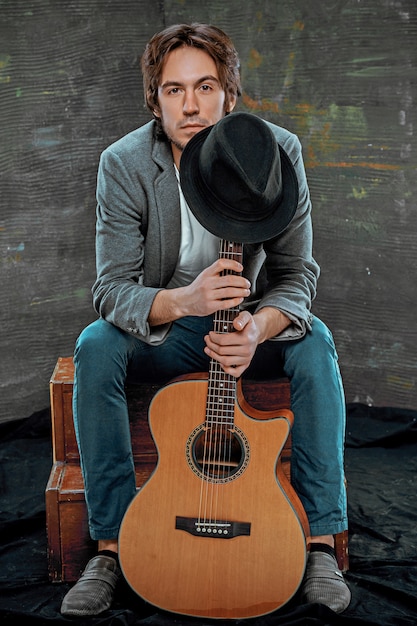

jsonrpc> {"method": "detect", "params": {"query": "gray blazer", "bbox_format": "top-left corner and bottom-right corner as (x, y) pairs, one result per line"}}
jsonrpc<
(92, 120), (319, 344)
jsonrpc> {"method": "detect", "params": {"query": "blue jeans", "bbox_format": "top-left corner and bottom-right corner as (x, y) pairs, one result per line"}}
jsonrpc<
(73, 315), (347, 540)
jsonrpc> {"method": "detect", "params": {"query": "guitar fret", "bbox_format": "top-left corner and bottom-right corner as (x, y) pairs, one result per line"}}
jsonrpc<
(207, 401), (235, 408)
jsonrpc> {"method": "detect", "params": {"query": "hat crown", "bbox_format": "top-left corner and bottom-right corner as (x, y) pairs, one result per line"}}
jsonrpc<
(198, 114), (283, 221)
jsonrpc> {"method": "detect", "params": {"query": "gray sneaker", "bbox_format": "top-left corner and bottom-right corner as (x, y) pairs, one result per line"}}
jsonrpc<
(300, 551), (351, 613)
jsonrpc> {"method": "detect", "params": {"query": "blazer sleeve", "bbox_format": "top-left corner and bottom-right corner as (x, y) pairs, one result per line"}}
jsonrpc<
(92, 144), (168, 343)
(253, 125), (320, 339)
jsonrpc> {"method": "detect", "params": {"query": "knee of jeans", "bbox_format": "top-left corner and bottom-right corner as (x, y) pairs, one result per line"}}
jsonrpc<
(310, 317), (336, 349)
(75, 319), (123, 361)
(288, 317), (338, 373)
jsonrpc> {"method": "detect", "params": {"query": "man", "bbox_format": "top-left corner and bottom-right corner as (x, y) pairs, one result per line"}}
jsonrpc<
(61, 23), (351, 617)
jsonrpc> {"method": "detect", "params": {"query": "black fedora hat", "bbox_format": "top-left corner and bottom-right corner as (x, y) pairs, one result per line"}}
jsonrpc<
(179, 112), (298, 244)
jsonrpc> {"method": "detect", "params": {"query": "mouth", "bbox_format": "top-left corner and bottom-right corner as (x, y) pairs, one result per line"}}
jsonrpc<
(181, 126), (205, 133)
(180, 121), (207, 131)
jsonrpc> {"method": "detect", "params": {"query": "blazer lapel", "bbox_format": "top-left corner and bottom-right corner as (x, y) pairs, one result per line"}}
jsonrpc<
(152, 141), (181, 286)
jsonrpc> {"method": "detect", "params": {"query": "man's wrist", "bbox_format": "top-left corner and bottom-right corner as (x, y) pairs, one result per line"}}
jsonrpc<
(253, 307), (291, 343)
(148, 287), (186, 326)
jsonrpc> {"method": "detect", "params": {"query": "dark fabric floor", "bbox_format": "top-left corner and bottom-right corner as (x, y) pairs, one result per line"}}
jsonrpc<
(1, 403), (417, 626)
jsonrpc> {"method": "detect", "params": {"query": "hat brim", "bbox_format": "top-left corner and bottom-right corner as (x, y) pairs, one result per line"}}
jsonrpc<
(180, 122), (299, 244)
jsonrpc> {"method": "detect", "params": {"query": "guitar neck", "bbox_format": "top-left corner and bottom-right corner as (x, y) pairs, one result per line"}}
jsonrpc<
(206, 240), (243, 428)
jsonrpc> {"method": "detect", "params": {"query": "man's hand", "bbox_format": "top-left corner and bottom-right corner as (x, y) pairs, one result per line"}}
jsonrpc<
(181, 258), (251, 316)
(148, 258), (251, 325)
(204, 307), (292, 377)
(203, 310), (260, 377)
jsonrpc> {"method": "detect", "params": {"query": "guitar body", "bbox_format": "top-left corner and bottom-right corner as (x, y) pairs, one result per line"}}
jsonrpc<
(119, 375), (308, 619)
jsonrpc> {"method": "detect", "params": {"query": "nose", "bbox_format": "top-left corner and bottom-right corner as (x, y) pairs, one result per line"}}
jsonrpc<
(183, 88), (199, 115)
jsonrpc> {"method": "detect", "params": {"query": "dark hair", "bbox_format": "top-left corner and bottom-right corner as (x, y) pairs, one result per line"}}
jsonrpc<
(141, 23), (241, 118)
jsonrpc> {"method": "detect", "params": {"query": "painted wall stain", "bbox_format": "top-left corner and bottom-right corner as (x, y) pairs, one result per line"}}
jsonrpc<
(247, 48), (263, 70)
(386, 375), (415, 391)
(30, 288), (90, 306)
(242, 92), (280, 114)
(0, 53), (11, 83)
(243, 90), (405, 171)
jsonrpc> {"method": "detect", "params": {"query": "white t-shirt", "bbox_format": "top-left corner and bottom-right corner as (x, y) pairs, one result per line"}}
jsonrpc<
(167, 166), (220, 288)
(147, 166), (220, 344)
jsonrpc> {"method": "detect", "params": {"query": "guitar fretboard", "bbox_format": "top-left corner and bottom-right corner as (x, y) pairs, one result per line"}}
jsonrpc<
(206, 240), (243, 428)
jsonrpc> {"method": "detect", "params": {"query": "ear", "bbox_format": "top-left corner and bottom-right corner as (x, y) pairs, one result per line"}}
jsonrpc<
(226, 94), (237, 113)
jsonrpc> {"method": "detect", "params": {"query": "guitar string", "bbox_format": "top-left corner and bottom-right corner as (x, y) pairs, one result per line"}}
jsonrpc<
(198, 240), (241, 532)
(199, 239), (225, 529)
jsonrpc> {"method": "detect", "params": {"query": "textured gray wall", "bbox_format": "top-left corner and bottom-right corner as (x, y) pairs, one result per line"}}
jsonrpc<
(1, 0), (416, 422)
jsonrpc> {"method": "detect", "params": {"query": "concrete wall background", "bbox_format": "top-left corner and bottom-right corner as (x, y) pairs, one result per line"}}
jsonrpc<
(1, 0), (416, 422)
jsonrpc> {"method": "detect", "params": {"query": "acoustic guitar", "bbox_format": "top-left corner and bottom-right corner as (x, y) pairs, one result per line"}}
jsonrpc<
(119, 240), (309, 619)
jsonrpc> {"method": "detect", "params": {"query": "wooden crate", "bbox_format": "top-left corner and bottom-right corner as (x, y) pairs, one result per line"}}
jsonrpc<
(46, 357), (162, 582)
(45, 357), (347, 582)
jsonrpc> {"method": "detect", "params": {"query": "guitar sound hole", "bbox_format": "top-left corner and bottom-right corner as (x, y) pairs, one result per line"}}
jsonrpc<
(192, 427), (245, 480)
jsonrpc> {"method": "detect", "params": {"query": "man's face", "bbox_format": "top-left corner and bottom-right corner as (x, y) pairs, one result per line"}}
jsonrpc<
(155, 46), (236, 167)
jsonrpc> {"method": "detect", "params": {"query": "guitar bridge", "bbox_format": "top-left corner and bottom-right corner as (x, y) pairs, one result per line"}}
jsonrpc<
(175, 516), (251, 539)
